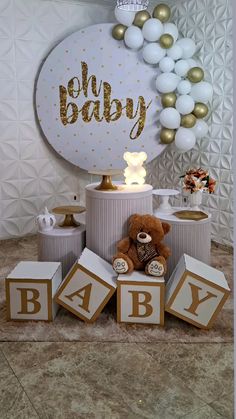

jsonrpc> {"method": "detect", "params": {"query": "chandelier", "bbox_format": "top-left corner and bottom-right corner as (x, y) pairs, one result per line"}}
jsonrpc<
(117, 0), (149, 11)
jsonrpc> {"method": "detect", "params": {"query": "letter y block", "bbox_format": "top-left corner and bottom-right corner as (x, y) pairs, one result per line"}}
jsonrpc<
(165, 254), (230, 329)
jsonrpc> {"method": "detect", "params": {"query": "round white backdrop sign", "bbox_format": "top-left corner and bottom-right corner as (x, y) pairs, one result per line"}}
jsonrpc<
(36, 23), (165, 170)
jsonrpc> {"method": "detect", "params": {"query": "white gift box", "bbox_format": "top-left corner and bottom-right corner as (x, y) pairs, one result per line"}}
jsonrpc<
(54, 247), (117, 322)
(5, 261), (62, 321)
(165, 254), (230, 329)
(117, 271), (165, 325)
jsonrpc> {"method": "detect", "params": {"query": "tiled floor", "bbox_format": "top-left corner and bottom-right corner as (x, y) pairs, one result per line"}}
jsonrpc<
(0, 238), (234, 418)
(0, 342), (233, 418)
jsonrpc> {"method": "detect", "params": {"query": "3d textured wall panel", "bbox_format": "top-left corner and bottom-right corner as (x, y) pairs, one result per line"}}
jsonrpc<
(148, 0), (233, 246)
(0, 0), (233, 246)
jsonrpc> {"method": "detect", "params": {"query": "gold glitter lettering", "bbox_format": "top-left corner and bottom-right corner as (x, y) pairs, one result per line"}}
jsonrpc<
(81, 100), (103, 122)
(82, 61), (102, 98)
(103, 82), (122, 122)
(59, 85), (78, 125)
(58, 61), (153, 139)
(67, 77), (82, 98)
(127, 97), (152, 140)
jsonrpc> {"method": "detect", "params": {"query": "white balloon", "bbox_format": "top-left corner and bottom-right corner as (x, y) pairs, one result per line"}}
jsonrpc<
(177, 80), (192, 94)
(167, 44), (183, 60)
(175, 127), (196, 152)
(114, 6), (135, 26)
(142, 43), (166, 64)
(163, 22), (179, 42)
(156, 73), (180, 93)
(176, 38), (196, 58)
(175, 94), (195, 115)
(142, 18), (163, 42)
(186, 58), (197, 68)
(191, 120), (209, 138)
(160, 107), (181, 129)
(174, 59), (190, 77)
(191, 81), (213, 103)
(124, 26), (144, 50)
(159, 56), (175, 72)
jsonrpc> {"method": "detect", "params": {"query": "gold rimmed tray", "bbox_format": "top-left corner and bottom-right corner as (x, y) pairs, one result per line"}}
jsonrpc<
(173, 210), (209, 221)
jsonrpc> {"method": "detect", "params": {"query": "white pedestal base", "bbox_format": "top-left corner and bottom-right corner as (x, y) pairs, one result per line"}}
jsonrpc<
(38, 225), (86, 278)
(155, 208), (211, 280)
(86, 183), (153, 263)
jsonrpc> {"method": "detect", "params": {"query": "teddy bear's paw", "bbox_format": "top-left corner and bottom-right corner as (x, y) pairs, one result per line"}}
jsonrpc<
(113, 258), (129, 274)
(147, 260), (164, 277)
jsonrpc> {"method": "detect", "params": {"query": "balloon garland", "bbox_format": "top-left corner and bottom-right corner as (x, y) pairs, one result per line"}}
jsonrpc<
(112, 3), (213, 153)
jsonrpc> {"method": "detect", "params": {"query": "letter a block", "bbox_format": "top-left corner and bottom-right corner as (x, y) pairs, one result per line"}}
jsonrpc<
(55, 248), (117, 322)
(165, 254), (230, 329)
(117, 271), (165, 325)
(5, 261), (62, 321)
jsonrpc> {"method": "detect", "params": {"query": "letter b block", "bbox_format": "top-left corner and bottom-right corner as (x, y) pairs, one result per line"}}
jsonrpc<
(55, 248), (117, 322)
(117, 271), (165, 325)
(6, 261), (62, 321)
(165, 254), (230, 329)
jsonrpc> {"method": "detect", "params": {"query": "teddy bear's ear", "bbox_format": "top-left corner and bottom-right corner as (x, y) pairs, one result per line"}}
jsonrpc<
(123, 152), (130, 162)
(140, 151), (147, 162)
(129, 213), (140, 225)
(162, 222), (171, 234)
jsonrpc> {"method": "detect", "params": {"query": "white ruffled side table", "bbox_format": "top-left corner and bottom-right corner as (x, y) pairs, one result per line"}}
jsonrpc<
(155, 207), (211, 280)
(38, 225), (86, 278)
(86, 183), (153, 263)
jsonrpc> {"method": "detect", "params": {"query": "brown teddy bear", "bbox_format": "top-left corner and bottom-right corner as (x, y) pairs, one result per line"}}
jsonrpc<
(112, 213), (171, 277)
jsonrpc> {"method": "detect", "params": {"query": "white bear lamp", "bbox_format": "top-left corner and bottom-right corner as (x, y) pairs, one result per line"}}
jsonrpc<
(123, 151), (147, 185)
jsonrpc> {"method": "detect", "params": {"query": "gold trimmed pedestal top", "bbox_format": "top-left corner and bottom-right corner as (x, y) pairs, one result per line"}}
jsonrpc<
(86, 183), (153, 199)
(88, 169), (123, 191)
(52, 205), (86, 228)
(154, 207), (212, 225)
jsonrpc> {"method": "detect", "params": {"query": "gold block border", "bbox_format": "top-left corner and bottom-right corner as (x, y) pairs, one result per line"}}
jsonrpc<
(54, 262), (116, 323)
(5, 278), (53, 322)
(117, 280), (165, 326)
(165, 270), (231, 329)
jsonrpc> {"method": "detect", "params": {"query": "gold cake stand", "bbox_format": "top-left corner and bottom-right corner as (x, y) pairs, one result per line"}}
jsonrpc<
(52, 205), (86, 227)
(89, 169), (123, 191)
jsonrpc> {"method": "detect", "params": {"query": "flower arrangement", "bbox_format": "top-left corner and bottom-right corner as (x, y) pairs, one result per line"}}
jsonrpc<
(180, 168), (216, 194)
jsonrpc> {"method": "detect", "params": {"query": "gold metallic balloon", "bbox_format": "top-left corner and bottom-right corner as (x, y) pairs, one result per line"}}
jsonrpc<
(193, 102), (209, 118)
(160, 128), (175, 144)
(152, 4), (171, 22)
(159, 34), (174, 49)
(112, 24), (127, 41)
(187, 67), (204, 83)
(133, 10), (150, 28)
(181, 114), (196, 128)
(161, 92), (177, 108)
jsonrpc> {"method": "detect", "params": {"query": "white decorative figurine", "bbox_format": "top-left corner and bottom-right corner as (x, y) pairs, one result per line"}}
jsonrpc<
(123, 151), (147, 185)
(36, 207), (56, 232)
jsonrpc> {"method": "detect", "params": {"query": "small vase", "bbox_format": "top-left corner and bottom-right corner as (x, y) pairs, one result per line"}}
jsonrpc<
(189, 190), (202, 210)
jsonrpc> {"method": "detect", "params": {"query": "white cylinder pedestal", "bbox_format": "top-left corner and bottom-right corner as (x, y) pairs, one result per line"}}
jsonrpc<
(38, 224), (86, 278)
(155, 208), (211, 280)
(86, 183), (153, 263)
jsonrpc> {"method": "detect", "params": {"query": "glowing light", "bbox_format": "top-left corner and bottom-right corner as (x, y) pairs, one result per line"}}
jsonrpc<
(123, 151), (147, 185)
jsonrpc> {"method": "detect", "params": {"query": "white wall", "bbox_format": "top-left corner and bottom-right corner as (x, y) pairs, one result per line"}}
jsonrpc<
(0, 0), (233, 246)
(148, 0), (233, 246)
(0, 0), (113, 238)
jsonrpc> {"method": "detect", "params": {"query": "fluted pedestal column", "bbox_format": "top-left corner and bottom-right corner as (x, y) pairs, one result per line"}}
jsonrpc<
(86, 183), (153, 263)
(38, 225), (86, 278)
(155, 208), (211, 280)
